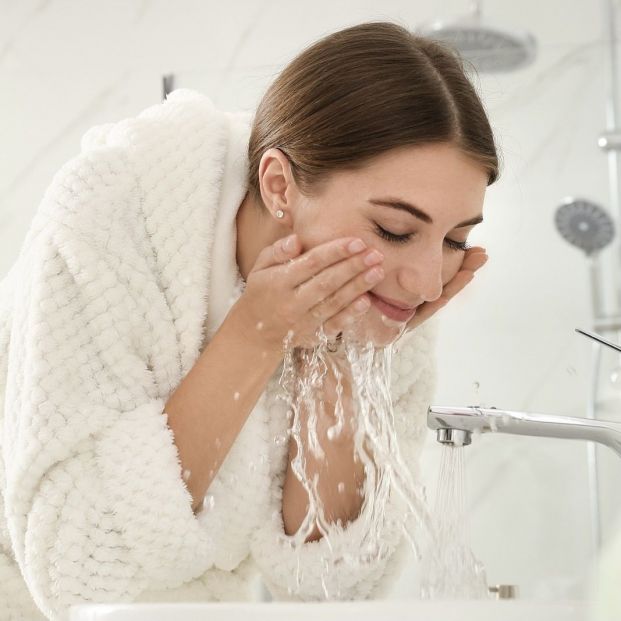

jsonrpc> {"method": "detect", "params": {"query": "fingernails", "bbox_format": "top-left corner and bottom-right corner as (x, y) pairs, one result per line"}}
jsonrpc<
(354, 297), (370, 312)
(348, 239), (366, 253)
(364, 250), (383, 266)
(365, 266), (384, 283)
(470, 255), (488, 272)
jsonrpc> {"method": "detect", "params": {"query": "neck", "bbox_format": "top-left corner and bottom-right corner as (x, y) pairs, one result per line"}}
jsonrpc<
(235, 190), (290, 280)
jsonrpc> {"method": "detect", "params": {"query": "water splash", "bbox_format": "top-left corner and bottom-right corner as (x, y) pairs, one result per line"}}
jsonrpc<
(274, 322), (440, 597)
(472, 380), (487, 408)
(202, 493), (215, 512)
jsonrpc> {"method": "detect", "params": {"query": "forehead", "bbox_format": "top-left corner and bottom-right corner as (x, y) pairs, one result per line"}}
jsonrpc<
(369, 143), (485, 188)
(334, 143), (488, 219)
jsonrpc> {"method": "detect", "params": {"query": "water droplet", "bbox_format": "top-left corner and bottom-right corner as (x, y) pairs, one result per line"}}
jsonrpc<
(233, 391), (240, 401)
(337, 482), (345, 494)
(182, 469), (191, 482)
(202, 494), (215, 511)
(256, 321), (264, 330)
(274, 433), (288, 446)
(327, 426), (339, 441)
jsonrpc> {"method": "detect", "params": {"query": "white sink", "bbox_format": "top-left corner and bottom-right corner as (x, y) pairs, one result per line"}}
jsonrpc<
(69, 600), (586, 620)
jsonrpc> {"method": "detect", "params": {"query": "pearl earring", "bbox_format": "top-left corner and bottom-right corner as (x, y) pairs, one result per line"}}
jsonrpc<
(275, 209), (285, 219)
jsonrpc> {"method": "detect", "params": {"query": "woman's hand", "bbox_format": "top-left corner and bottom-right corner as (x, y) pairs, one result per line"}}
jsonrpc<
(405, 246), (489, 332)
(231, 233), (385, 352)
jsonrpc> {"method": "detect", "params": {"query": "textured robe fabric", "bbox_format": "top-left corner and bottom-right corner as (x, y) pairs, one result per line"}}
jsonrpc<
(0, 89), (439, 621)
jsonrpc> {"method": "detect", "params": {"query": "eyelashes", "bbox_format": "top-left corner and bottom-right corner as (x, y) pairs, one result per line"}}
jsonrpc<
(374, 224), (471, 252)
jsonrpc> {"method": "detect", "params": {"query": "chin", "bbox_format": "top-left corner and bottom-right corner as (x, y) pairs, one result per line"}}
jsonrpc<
(342, 308), (408, 348)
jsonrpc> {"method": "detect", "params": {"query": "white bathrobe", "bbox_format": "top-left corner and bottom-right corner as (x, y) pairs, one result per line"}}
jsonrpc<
(0, 89), (439, 621)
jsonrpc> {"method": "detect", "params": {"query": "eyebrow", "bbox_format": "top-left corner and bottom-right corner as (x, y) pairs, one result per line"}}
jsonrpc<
(368, 197), (484, 228)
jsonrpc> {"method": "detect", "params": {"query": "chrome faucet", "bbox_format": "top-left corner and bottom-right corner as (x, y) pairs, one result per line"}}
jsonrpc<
(427, 329), (621, 456)
(427, 405), (621, 457)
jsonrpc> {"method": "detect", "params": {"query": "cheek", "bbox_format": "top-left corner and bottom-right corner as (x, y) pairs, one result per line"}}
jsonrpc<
(296, 230), (330, 254)
(348, 303), (406, 347)
(379, 249), (462, 289)
(296, 221), (363, 253)
(442, 253), (464, 284)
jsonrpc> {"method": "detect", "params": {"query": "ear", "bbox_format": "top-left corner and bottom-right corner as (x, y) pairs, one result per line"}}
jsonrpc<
(257, 147), (299, 227)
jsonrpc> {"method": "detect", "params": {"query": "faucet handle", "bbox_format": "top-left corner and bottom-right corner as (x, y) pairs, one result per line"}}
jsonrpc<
(488, 584), (519, 599)
(576, 327), (621, 353)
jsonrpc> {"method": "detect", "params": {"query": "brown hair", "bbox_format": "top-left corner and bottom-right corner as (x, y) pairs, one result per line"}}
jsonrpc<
(246, 20), (501, 210)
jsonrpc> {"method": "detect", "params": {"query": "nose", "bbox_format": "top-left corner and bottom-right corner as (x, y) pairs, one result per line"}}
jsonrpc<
(398, 252), (444, 304)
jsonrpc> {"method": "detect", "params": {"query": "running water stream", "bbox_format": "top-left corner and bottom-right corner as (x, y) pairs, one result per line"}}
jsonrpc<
(419, 443), (490, 598)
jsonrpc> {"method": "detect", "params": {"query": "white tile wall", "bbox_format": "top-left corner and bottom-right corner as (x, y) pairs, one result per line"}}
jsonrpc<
(2, 0), (617, 603)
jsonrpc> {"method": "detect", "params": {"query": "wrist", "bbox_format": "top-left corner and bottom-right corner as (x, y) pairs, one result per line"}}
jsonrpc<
(225, 300), (284, 364)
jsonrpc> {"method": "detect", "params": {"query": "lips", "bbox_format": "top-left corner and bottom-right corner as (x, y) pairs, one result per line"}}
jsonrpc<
(368, 292), (418, 322)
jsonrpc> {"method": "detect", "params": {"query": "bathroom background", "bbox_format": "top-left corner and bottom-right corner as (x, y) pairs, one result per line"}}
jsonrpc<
(1, 0), (616, 602)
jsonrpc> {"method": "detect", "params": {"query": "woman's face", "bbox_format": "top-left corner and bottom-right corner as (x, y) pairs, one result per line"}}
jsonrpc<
(263, 142), (488, 346)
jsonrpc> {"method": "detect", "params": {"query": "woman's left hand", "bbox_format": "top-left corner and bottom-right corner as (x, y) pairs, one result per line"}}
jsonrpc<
(405, 246), (489, 332)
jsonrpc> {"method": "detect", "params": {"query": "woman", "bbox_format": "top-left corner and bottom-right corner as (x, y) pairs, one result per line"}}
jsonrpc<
(0, 21), (496, 621)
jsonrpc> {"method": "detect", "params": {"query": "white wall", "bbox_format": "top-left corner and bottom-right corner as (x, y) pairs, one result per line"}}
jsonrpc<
(1, 0), (615, 602)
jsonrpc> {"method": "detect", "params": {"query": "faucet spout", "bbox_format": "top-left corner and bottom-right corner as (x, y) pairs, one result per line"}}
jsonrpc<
(427, 405), (621, 457)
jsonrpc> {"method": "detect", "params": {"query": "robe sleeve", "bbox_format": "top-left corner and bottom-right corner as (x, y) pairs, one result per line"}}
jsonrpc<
(1, 148), (216, 621)
(250, 318), (439, 600)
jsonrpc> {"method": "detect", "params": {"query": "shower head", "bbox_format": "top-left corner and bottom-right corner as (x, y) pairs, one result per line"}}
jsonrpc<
(554, 197), (615, 257)
(416, 1), (538, 73)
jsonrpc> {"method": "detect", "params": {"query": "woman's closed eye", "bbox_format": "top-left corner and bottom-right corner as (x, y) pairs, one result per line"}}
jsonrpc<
(373, 223), (471, 252)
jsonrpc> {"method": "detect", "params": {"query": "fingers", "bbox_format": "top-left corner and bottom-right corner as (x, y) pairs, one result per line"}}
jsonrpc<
(321, 295), (371, 338)
(461, 247), (488, 273)
(281, 237), (371, 287)
(295, 245), (383, 310)
(250, 234), (374, 282)
(251, 233), (302, 272)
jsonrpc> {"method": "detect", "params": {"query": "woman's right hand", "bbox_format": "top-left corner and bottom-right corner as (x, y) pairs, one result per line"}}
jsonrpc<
(230, 233), (385, 352)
